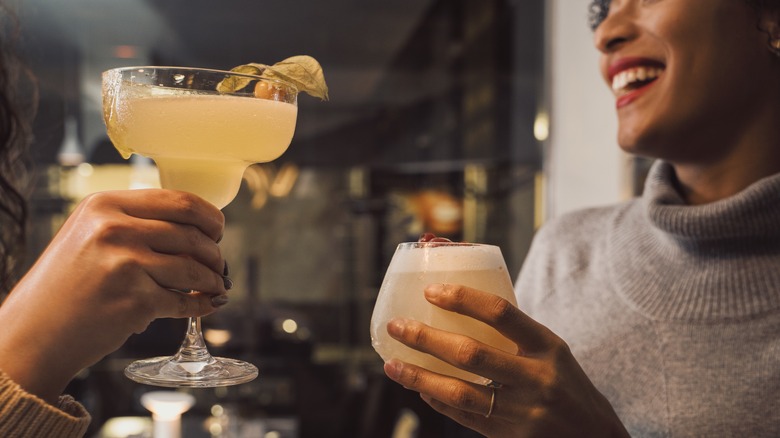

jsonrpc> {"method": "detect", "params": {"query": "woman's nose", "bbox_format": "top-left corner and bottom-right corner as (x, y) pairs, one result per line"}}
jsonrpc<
(593, 2), (637, 53)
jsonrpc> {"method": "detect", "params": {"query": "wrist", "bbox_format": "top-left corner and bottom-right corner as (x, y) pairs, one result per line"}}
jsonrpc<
(0, 349), (68, 405)
(0, 300), (74, 404)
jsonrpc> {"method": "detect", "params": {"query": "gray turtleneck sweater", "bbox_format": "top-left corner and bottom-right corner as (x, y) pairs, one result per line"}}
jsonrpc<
(515, 161), (780, 437)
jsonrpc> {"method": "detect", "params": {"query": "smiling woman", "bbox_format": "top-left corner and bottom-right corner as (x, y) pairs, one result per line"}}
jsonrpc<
(594, 0), (780, 201)
(378, 1), (780, 437)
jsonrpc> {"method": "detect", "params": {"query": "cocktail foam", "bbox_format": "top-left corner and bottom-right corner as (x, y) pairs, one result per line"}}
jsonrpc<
(387, 243), (507, 273)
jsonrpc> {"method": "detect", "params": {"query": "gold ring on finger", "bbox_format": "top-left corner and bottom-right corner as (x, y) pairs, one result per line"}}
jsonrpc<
(485, 386), (496, 418)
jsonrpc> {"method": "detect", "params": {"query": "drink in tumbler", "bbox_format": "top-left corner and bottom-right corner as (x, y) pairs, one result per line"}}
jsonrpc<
(370, 242), (518, 384)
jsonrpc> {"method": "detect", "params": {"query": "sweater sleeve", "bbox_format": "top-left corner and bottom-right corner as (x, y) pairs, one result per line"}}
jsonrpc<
(0, 368), (90, 438)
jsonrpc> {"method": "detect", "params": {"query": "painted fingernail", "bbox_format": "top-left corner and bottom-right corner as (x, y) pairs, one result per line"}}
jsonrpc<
(223, 276), (233, 290)
(211, 294), (229, 307)
(223, 260), (230, 276)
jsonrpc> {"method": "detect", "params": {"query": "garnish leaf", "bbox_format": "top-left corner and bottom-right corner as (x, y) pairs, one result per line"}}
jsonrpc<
(263, 56), (329, 101)
(217, 55), (329, 101)
(215, 64), (264, 94)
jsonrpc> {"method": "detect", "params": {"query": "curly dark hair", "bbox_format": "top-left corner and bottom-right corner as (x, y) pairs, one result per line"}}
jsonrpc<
(0, 4), (34, 297)
(588, 0), (609, 31)
(588, 0), (780, 31)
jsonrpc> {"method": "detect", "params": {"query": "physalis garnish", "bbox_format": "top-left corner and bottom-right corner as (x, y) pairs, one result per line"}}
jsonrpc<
(217, 55), (329, 101)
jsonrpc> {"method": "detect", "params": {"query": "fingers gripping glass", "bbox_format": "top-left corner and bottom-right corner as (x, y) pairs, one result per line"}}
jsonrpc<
(369, 242), (518, 385)
(102, 66), (298, 387)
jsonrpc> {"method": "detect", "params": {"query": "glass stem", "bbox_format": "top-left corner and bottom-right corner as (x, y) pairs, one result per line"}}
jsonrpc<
(173, 317), (214, 363)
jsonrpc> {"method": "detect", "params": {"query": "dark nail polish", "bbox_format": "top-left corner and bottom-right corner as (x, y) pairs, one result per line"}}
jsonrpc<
(223, 276), (233, 290)
(223, 260), (230, 276)
(211, 294), (229, 307)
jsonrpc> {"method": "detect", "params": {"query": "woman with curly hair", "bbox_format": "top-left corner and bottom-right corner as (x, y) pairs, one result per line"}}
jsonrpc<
(0, 7), (233, 438)
(381, 1), (780, 436)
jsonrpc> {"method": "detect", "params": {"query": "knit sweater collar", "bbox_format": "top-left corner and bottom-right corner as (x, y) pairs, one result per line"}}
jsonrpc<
(608, 160), (780, 322)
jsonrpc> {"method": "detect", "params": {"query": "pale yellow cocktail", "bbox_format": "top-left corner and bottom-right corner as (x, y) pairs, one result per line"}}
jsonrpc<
(105, 85), (297, 208)
(102, 65), (306, 387)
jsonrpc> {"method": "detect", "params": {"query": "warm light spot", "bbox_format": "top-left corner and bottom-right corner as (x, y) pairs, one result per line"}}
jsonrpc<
(101, 417), (150, 437)
(282, 319), (298, 334)
(204, 329), (232, 347)
(113, 45), (139, 59)
(269, 163), (299, 197)
(140, 391), (195, 421)
(77, 162), (94, 177)
(533, 111), (549, 142)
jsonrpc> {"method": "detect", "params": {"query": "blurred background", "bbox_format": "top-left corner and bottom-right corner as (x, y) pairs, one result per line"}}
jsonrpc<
(14, 0), (637, 436)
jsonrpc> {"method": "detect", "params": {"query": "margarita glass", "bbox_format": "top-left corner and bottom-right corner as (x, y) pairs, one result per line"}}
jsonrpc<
(102, 66), (298, 387)
(370, 242), (518, 384)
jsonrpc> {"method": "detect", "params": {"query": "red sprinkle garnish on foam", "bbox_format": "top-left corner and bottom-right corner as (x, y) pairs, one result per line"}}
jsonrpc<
(418, 233), (453, 243)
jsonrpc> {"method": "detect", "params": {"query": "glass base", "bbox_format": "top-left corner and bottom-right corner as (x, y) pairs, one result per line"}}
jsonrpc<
(125, 355), (258, 387)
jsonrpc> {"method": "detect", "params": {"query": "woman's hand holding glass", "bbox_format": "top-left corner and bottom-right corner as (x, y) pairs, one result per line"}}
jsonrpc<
(0, 189), (229, 403)
(382, 284), (630, 438)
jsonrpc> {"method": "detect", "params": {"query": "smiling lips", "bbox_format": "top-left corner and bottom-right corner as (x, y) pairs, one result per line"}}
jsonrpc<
(608, 58), (666, 108)
(611, 66), (663, 92)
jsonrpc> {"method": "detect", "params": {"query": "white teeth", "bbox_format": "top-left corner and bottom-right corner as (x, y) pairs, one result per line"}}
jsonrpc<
(611, 66), (663, 92)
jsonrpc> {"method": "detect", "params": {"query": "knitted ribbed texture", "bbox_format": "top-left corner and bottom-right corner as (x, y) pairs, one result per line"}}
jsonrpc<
(608, 161), (780, 321)
(0, 369), (90, 437)
(515, 160), (780, 437)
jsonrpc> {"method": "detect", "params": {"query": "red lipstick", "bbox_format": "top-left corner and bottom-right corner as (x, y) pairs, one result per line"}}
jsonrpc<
(615, 83), (657, 109)
(608, 57), (665, 109)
